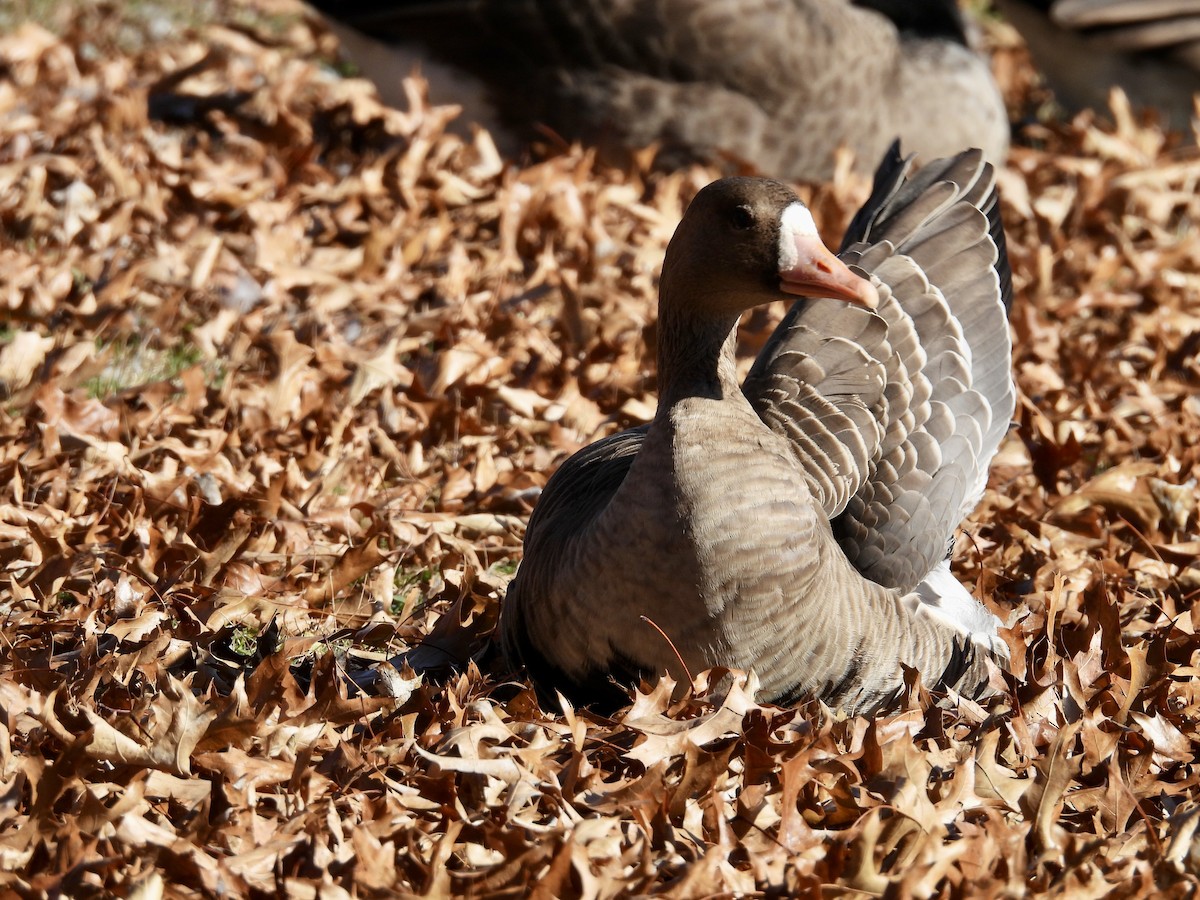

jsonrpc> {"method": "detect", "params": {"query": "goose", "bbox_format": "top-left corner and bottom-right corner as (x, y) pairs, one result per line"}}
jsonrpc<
(306, 0), (1010, 180)
(998, 0), (1200, 129)
(499, 144), (1015, 714)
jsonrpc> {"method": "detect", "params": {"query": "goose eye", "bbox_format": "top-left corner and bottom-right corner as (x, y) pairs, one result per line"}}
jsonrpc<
(729, 205), (755, 231)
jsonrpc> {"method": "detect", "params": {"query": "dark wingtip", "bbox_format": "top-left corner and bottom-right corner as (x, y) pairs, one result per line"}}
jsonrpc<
(844, 141), (1015, 315)
(839, 140), (912, 252)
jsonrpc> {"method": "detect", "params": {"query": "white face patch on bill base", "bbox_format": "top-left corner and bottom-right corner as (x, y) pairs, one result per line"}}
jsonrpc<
(776, 201), (879, 308)
(777, 202), (820, 272)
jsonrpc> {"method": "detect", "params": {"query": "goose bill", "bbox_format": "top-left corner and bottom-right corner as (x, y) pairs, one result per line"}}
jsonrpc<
(779, 235), (879, 308)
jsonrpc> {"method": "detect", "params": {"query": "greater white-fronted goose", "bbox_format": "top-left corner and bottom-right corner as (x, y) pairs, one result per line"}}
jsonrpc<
(306, 0), (1010, 180)
(500, 145), (1015, 714)
(998, 0), (1200, 129)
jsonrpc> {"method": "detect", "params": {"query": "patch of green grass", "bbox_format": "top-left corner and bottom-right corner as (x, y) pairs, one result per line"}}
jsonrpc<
(963, 0), (1003, 22)
(228, 624), (259, 658)
(293, 634), (353, 664)
(166, 340), (203, 370)
(226, 2), (302, 39)
(0, 0), (62, 32)
(395, 567), (435, 591)
(84, 336), (207, 400)
(71, 267), (93, 293)
(490, 558), (518, 577)
(330, 56), (360, 78)
(391, 567), (436, 618)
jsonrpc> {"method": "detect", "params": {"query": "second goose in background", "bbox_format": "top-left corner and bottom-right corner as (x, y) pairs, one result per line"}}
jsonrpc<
(307, 0), (1010, 181)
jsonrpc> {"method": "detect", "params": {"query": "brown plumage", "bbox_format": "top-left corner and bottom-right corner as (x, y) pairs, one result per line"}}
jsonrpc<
(500, 145), (1015, 714)
(307, 0), (1010, 181)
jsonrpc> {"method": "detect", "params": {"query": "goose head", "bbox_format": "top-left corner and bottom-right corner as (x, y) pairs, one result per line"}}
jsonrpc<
(660, 177), (879, 319)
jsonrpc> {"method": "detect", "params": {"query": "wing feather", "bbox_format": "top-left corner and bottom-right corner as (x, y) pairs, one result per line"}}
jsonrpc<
(746, 146), (1014, 593)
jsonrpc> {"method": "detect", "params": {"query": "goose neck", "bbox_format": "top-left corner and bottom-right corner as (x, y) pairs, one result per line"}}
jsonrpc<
(654, 297), (743, 411)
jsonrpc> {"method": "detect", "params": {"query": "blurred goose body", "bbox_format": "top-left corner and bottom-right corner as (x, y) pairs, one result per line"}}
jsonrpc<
(500, 145), (1015, 714)
(998, 0), (1200, 128)
(308, 0), (1010, 180)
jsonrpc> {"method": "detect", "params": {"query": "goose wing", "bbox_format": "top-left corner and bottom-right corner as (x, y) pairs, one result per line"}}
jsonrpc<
(499, 426), (648, 708)
(744, 144), (1014, 594)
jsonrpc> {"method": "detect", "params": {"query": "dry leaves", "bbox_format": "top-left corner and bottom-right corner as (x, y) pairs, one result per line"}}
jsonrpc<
(1, 1), (1199, 896)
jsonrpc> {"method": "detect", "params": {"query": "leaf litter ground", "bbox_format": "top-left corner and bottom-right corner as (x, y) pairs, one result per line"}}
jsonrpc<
(1, 2), (1200, 897)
